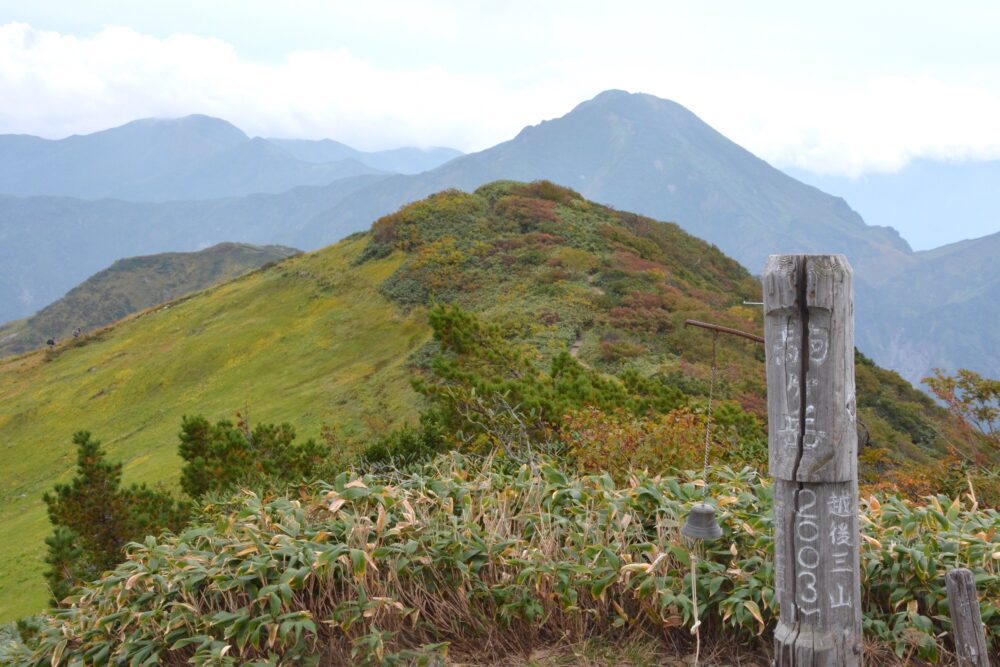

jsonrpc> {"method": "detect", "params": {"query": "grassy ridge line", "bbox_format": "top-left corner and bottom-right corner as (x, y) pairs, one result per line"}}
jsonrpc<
(0, 237), (429, 621)
(0, 242), (300, 358)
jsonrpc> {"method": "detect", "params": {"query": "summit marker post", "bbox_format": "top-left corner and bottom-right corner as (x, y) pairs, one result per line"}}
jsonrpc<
(764, 255), (862, 666)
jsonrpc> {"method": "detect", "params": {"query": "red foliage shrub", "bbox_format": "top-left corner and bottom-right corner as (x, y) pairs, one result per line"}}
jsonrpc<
(492, 238), (524, 251)
(563, 406), (705, 478)
(607, 290), (676, 334)
(510, 180), (581, 204)
(598, 338), (644, 361)
(737, 392), (768, 421)
(613, 249), (668, 275)
(522, 231), (564, 245)
(539, 268), (570, 284)
(494, 195), (560, 228)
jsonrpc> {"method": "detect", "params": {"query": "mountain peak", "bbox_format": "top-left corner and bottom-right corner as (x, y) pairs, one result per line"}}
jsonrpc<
(512, 90), (708, 146)
(579, 89), (697, 117)
(589, 88), (633, 101)
(113, 114), (249, 145)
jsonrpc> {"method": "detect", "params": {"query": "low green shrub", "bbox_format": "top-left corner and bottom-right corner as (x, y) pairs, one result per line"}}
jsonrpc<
(178, 415), (331, 500)
(11, 454), (998, 665)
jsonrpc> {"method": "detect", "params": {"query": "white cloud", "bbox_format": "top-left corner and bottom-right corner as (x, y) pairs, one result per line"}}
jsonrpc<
(713, 76), (1000, 177)
(0, 22), (570, 150)
(3, 20), (1000, 176)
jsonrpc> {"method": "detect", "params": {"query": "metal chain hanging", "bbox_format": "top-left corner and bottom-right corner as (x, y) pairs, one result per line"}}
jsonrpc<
(681, 329), (724, 542)
(681, 318), (762, 544)
(700, 331), (718, 500)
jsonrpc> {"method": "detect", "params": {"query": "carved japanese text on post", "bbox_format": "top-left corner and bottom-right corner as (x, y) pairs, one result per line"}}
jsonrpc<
(765, 255), (862, 666)
(765, 255), (856, 483)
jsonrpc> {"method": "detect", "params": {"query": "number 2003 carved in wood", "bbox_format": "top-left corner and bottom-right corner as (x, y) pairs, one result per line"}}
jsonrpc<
(765, 255), (862, 666)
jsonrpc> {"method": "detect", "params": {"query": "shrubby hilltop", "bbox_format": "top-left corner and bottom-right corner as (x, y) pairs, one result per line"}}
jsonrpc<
(0, 181), (969, 622)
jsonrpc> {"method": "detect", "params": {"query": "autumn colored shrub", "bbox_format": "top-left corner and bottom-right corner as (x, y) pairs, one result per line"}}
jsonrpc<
(415, 304), (686, 448)
(597, 223), (666, 265)
(598, 336), (644, 362)
(607, 289), (676, 334)
(509, 180), (582, 204)
(563, 406), (705, 477)
(493, 195), (560, 229)
(361, 189), (487, 261)
(924, 367), (999, 464)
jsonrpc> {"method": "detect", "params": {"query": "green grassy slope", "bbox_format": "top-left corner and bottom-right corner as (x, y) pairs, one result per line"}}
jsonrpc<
(0, 242), (300, 358)
(0, 237), (429, 620)
(0, 181), (959, 622)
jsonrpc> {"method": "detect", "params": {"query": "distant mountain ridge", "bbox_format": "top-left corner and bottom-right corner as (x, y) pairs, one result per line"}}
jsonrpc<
(0, 175), (383, 320)
(0, 91), (994, 383)
(268, 138), (462, 174)
(0, 115), (461, 201)
(858, 230), (1000, 382)
(0, 243), (299, 358)
(301, 90), (915, 279)
(787, 159), (1000, 251)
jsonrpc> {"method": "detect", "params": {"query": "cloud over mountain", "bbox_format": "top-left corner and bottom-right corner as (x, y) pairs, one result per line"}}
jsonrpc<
(4, 17), (1000, 176)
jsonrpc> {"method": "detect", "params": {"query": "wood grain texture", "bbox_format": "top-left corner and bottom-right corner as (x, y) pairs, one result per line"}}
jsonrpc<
(946, 568), (990, 667)
(764, 254), (804, 480)
(773, 480), (862, 666)
(765, 255), (856, 483)
(799, 255), (857, 482)
(766, 254), (862, 666)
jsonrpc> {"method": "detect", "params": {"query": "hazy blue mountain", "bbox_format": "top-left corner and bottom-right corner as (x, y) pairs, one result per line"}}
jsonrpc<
(0, 175), (386, 320)
(787, 160), (1000, 251)
(0, 115), (249, 199)
(116, 138), (382, 200)
(269, 138), (462, 174)
(856, 231), (1000, 382)
(305, 90), (914, 282)
(0, 115), (463, 201)
(0, 91), (994, 384)
(0, 242), (299, 358)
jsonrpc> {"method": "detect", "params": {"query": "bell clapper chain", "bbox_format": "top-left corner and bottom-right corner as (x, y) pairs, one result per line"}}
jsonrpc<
(681, 330), (723, 542)
(701, 331), (717, 501)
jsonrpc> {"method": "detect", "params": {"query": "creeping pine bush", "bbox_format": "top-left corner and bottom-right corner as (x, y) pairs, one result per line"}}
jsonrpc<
(11, 454), (1000, 666)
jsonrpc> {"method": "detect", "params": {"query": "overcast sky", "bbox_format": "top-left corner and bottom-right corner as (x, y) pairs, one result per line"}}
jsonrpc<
(2, 1), (1000, 178)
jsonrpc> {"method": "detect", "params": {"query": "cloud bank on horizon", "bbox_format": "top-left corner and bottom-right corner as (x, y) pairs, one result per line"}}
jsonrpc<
(2, 2), (1000, 178)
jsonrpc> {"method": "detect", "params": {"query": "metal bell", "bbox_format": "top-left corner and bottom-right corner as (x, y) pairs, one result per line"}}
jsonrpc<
(681, 502), (723, 541)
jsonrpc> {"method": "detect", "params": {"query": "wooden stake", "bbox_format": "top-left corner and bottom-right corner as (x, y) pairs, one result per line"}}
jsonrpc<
(946, 568), (990, 667)
(765, 255), (862, 666)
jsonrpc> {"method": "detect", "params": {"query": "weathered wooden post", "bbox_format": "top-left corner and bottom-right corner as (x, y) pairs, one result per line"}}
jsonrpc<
(764, 255), (862, 666)
(945, 568), (990, 666)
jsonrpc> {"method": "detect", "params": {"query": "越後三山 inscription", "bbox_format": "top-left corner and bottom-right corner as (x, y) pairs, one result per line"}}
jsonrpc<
(765, 255), (861, 666)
